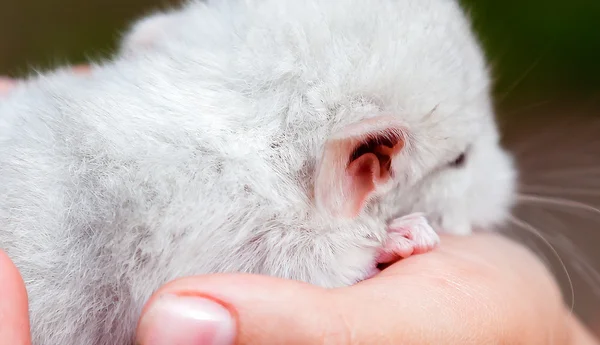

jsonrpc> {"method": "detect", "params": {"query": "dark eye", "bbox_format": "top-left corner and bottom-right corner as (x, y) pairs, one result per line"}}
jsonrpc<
(449, 152), (466, 168)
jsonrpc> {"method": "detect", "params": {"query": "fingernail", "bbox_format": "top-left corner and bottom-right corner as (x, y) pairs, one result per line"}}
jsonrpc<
(137, 294), (236, 345)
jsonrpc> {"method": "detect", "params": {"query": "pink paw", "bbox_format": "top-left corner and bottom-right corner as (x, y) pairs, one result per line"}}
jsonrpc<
(376, 213), (440, 263)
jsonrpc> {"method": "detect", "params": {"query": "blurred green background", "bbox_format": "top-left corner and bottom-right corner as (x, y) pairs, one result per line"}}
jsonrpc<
(1, 0), (599, 107)
(1, 0), (600, 336)
(462, 0), (600, 104)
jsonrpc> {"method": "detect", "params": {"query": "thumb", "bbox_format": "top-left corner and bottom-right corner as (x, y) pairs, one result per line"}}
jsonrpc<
(135, 273), (347, 345)
(0, 250), (31, 345)
(134, 233), (574, 345)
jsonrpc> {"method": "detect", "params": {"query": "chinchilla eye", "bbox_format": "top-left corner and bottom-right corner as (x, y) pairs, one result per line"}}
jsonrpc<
(449, 152), (466, 168)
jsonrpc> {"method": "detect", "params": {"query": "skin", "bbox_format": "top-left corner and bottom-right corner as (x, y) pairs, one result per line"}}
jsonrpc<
(1, 233), (598, 345)
(1, 73), (598, 344)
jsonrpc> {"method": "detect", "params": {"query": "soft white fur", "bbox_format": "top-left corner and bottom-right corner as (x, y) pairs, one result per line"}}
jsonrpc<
(0, 0), (517, 344)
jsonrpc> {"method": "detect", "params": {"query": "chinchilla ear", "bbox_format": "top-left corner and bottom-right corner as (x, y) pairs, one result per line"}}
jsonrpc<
(314, 116), (406, 218)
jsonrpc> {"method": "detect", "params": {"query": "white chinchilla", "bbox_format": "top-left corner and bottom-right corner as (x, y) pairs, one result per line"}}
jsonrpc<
(0, 0), (517, 344)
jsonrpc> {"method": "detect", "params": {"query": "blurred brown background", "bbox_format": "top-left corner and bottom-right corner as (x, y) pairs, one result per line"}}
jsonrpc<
(1, 0), (599, 337)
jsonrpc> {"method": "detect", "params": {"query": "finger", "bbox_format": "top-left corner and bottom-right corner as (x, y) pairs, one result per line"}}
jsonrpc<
(359, 232), (570, 344)
(134, 233), (570, 345)
(351, 233), (569, 344)
(135, 274), (332, 345)
(1, 65), (90, 95)
(71, 64), (91, 75)
(566, 313), (600, 345)
(0, 250), (31, 345)
(0, 77), (16, 95)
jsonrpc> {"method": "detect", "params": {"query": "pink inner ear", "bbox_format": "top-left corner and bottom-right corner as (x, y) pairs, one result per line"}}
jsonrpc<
(315, 116), (405, 218)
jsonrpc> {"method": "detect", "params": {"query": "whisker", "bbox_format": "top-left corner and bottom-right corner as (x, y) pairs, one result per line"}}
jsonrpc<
(498, 53), (545, 103)
(520, 185), (600, 197)
(528, 168), (600, 179)
(523, 208), (600, 290)
(508, 215), (575, 315)
(502, 100), (551, 118)
(553, 232), (600, 299)
(517, 194), (600, 218)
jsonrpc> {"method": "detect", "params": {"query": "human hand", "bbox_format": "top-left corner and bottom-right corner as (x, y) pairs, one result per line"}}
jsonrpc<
(0, 250), (31, 345)
(5, 232), (596, 344)
(1, 233), (598, 345)
(132, 232), (597, 345)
